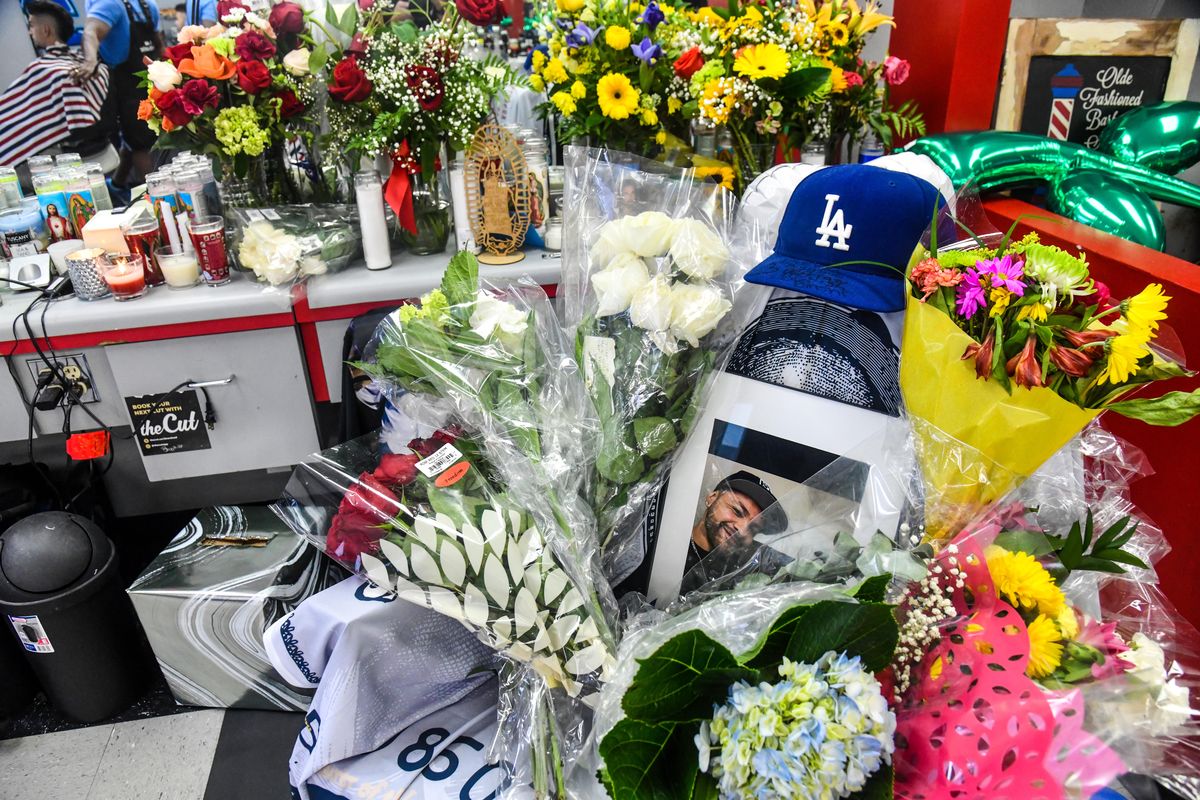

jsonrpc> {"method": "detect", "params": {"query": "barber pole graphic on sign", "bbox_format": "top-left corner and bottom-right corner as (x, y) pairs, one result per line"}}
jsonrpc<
(1047, 64), (1083, 140)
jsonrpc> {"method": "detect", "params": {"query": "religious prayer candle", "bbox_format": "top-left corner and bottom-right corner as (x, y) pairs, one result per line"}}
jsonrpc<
(355, 170), (391, 270)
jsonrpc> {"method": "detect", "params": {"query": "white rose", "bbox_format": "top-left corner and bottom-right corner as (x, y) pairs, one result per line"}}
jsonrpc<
(628, 274), (674, 334)
(146, 60), (182, 92)
(620, 211), (675, 257)
(668, 282), (732, 347)
(283, 47), (312, 76)
(590, 224), (631, 269)
(470, 291), (528, 350)
(669, 218), (730, 281)
(591, 252), (651, 316)
(261, 260), (297, 286)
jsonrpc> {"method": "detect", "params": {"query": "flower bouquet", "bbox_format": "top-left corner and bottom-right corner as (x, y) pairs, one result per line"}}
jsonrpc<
(227, 205), (361, 286)
(560, 147), (766, 583)
(572, 581), (900, 799)
(890, 501), (1199, 799)
(902, 206), (1200, 537)
(319, 1), (523, 250)
(140, 0), (329, 203)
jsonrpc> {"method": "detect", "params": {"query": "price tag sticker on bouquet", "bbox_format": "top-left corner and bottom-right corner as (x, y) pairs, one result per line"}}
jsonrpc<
(125, 391), (212, 456)
(416, 444), (471, 487)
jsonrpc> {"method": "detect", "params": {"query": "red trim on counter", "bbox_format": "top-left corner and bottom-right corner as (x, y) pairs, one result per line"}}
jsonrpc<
(3, 312), (297, 355)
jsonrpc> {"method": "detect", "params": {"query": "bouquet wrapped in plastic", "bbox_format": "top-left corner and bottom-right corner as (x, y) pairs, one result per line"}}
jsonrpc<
(561, 146), (768, 581)
(227, 204), (361, 286)
(901, 190), (1200, 538)
(569, 580), (902, 800)
(889, 470), (1200, 799)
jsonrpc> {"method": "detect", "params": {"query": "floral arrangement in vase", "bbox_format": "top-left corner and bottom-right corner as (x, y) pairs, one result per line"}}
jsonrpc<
(139, 0), (326, 203)
(319, 0), (523, 253)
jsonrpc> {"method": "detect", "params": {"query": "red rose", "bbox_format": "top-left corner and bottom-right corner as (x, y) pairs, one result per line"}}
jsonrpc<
(164, 42), (193, 66)
(374, 452), (420, 487)
(155, 88), (194, 127)
(673, 47), (704, 80)
(236, 59), (272, 94)
(407, 437), (438, 458)
(455, 0), (500, 26)
(216, 0), (248, 19)
(268, 1), (305, 35)
(328, 57), (372, 103)
(179, 78), (219, 115)
(326, 510), (382, 564)
(430, 425), (463, 447)
(341, 472), (402, 522)
(234, 30), (276, 62)
(883, 56), (910, 87)
(406, 65), (444, 111)
(275, 88), (305, 117)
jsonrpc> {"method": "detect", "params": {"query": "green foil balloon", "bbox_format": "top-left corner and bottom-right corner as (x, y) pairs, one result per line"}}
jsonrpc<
(1047, 170), (1165, 251)
(1098, 101), (1200, 174)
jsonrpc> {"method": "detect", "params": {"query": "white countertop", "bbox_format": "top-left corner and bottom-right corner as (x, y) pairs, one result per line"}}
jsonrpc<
(0, 248), (564, 343)
(303, 249), (563, 309)
(0, 271), (293, 344)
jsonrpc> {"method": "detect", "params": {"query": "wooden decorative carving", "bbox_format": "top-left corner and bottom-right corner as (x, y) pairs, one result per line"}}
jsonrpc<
(465, 124), (531, 265)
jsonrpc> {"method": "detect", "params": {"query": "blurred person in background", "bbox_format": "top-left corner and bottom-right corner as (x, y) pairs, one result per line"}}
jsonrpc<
(0, 1), (112, 187)
(72, 0), (162, 187)
(184, 0), (216, 28)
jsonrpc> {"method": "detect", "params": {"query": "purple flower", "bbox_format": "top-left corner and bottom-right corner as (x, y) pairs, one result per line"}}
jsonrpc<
(631, 36), (663, 64)
(638, 0), (664, 32)
(566, 22), (598, 48)
(976, 254), (1026, 296)
(956, 268), (987, 318)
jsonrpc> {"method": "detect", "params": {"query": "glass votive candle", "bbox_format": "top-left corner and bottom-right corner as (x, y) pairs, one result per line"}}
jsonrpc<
(154, 245), (200, 290)
(101, 253), (147, 301)
(122, 215), (164, 286)
(64, 247), (110, 301)
(188, 215), (229, 286)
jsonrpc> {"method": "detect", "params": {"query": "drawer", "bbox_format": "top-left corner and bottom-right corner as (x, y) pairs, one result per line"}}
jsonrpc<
(105, 328), (319, 481)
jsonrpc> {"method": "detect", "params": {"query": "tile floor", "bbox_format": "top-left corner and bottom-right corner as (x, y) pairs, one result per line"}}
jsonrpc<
(0, 708), (302, 800)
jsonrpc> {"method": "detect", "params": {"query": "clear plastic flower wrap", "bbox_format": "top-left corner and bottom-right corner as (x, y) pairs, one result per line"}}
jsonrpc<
(340, 252), (616, 797)
(560, 145), (771, 584)
(887, 438), (1200, 799)
(226, 204), (362, 288)
(568, 581), (902, 799)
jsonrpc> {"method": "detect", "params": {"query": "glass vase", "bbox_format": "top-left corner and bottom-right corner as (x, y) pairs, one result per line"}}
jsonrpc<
(399, 172), (451, 256)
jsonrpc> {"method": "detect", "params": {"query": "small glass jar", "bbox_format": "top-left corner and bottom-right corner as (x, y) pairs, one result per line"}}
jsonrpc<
(355, 170), (392, 270)
(192, 159), (223, 220)
(54, 153), (82, 168)
(100, 252), (147, 301)
(543, 215), (563, 251)
(145, 171), (180, 242)
(154, 245), (200, 289)
(84, 163), (112, 211)
(522, 140), (550, 237)
(800, 141), (827, 166)
(27, 155), (55, 180)
(691, 119), (717, 159)
(188, 215), (230, 286)
(64, 247), (111, 301)
(123, 215), (164, 286)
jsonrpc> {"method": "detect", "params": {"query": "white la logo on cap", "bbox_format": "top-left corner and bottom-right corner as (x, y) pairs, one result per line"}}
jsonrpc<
(814, 193), (852, 251)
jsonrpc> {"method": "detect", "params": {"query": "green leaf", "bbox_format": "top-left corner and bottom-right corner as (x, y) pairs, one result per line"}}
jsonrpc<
(392, 21), (418, 42)
(633, 416), (678, 460)
(993, 529), (1055, 556)
(337, 2), (358, 35)
(1108, 389), (1200, 426)
(622, 630), (753, 723)
(854, 763), (894, 800)
(598, 720), (699, 800)
(692, 773), (719, 800)
(744, 601), (898, 673)
(440, 250), (480, 307)
(308, 44), (329, 75)
(776, 68), (830, 100)
(852, 574), (892, 603)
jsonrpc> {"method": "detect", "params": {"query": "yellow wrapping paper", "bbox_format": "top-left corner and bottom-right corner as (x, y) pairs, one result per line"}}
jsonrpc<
(899, 296), (1101, 538)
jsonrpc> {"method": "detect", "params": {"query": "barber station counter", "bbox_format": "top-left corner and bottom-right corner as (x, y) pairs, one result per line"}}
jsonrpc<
(0, 250), (561, 515)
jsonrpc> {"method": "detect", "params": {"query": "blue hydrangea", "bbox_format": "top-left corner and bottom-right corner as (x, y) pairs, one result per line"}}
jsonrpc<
(695, 651), (896, 800)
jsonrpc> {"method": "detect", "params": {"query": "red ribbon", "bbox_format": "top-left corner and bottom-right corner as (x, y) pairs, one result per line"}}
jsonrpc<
(384, 158), (417, 236)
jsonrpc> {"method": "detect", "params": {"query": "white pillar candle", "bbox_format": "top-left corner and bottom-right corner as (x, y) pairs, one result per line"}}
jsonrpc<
(355, 170), (391, 270)
(160, 202), (183, 253)
(449, 156), (475, 252)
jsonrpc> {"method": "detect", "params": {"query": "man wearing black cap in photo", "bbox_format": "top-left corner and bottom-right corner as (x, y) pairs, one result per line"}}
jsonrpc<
(684, 470), (788, 576)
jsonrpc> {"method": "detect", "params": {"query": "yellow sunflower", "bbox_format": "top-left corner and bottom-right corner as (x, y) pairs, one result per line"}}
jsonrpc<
(596, 73), (640, 120)
(1026, 614), (1064, 679)
(1097, 332), (1150, 385)
(1123, 283), (1170, 337)
(985, 547), (1065, 617)
(550, 91), (577, 116)
(605, 25), (631, 50)
(694, 165), (735, 192)
(733, 43), (790, 81)
(826, 19), (850, 46)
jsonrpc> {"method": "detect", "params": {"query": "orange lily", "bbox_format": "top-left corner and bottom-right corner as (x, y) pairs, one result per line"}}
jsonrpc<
(178, 45), (235, 81)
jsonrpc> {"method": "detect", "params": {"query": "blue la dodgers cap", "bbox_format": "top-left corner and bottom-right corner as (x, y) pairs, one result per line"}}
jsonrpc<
(745, 164), (943, 313)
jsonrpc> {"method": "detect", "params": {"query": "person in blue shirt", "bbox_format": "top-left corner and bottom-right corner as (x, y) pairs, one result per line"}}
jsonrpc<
(184, 0), (216, 27)
(71, 0), (161, 184)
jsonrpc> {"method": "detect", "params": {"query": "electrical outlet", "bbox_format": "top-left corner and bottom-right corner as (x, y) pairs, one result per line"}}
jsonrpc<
(24, 353), (99, 407)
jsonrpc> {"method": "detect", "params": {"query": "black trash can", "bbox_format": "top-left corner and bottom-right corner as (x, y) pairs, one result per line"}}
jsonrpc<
(0, 512), (157, 723)
(0, 621), (39, 720)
